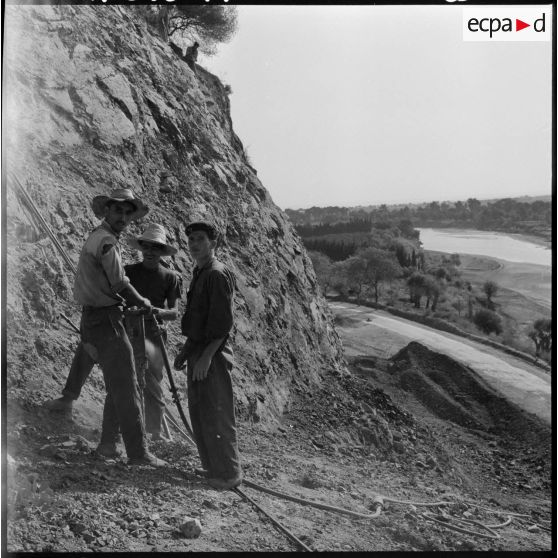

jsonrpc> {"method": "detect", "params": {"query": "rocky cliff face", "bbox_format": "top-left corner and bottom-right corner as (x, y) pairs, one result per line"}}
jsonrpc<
(4, 4), (346, 423)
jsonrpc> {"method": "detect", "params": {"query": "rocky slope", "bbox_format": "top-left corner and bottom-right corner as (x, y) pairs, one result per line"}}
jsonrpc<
(4, 4), (346, 423)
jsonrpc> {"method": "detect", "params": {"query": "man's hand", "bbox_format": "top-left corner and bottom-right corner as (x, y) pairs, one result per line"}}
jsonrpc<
(140, 297), (152, 314)
(152, 308), (177, 321)
(174, 343), (188, 371)
(192, 354), (212, 381)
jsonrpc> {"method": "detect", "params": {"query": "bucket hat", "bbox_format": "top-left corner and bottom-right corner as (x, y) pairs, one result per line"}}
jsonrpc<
(91, 188), (149, 221)
(129, 223), (177, 256)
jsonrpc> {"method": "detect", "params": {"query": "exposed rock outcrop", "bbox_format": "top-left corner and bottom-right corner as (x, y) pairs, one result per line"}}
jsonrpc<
(4, 5), (346, 423)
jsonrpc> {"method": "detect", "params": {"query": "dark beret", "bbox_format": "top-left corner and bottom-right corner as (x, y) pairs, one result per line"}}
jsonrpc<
(185, 221), (219, 240)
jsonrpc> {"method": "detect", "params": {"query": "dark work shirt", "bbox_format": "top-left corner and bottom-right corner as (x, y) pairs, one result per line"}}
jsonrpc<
(125, 262), (182, 309)
(181, 257), (235, 344)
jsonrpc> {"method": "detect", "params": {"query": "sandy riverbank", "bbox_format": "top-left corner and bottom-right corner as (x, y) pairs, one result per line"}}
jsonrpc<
(504, 232), (552, 249)
(458, 254), (551, 314)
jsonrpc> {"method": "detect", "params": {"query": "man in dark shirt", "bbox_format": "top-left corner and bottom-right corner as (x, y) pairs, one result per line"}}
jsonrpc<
(184, 41), (199, 73)
(126, 224), (181, 440)
(45, 223), (181, 443)
(175, 220), (242, 489)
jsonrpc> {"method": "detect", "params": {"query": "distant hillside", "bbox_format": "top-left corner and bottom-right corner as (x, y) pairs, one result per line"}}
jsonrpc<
(286, 195), (551, 225)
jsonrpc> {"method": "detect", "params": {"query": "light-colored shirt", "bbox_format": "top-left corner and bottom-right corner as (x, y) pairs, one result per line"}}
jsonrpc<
(73, 221), (130, 307)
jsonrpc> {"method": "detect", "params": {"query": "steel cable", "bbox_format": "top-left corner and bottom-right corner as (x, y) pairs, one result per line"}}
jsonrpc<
(10, 172), (77, 275)
(232, 486), (313, 552)
(422, 511), (501, 539)
(242, 479), (383, 520)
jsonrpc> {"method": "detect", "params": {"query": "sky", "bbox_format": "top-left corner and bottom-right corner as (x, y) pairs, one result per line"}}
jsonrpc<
(202, 5), (552, 211)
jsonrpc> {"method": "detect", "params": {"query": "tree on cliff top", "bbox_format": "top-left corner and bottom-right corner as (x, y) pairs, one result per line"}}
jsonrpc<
(169, 6), (238, 55)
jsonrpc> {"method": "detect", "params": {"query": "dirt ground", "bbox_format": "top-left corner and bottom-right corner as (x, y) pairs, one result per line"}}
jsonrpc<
(6, 342), (552, 553)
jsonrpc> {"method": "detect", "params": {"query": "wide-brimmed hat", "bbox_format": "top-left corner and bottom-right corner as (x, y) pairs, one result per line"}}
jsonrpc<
(129, 223), (177, 256)
(91, 188), (149, 221)
(185, 220), (219, 241)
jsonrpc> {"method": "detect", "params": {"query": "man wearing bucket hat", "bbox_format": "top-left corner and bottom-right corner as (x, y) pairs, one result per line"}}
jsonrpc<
(71, 188), (166, 467)
(45, 222), (181, 444)
(125, 223), (182, 440)
(174, 220), (243, 490)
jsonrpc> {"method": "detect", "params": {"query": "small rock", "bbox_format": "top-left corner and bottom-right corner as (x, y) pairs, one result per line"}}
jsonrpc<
(324, 431), (337, 442)
(179, 517), (202, 539)
(39, 444), (60, 458)
(74, 436), (93, 450)
(82, 533), (96, 544)
(425, 456), (437, 468)
(393, 441), (406, 454)
(527, 524), (540, 532)
(202, 499), (218, 510)
(70, 522), (87, 535)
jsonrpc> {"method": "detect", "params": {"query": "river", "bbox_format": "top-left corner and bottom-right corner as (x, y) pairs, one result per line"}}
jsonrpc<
(417, 228), (551, 267)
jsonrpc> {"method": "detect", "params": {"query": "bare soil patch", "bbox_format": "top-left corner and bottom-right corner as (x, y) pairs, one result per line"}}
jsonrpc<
(6, 342), (552, 552)
(389, 342), (550, 446)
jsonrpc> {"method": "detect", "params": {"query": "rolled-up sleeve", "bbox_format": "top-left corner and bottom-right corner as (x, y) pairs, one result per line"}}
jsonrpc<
(205, 269), (234, 340)
(99, 242), (130, 294)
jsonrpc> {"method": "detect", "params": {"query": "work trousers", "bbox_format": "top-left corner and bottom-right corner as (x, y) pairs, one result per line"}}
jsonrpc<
(62, 325), (166, 436)
(62, 341), (95, 400)
(143, 325), (166, 436)
(187, 344), (241, 480)
(80, 306), (146, 460)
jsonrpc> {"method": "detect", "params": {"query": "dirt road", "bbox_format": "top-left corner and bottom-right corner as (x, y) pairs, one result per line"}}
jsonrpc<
(330, 301), (551, 425)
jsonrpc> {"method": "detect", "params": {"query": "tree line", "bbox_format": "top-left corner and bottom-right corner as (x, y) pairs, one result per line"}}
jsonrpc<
(307, 231), (551, 359)
(288, 196), (551, 240)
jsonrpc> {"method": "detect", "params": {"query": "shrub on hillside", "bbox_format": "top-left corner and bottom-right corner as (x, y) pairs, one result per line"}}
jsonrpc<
(482, 280), (499, 306)
(473, 309), (503, 335)
(528, 318), (552, 356)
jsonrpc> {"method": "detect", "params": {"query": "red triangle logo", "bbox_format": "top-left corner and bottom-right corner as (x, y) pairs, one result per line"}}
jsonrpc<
(516, 19), (530, 31)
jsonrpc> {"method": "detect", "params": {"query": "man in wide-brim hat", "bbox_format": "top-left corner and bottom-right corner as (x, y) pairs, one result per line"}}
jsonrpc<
(128, 223), (178, 256)
(46, 221), (182, 446)
(90, 188), (149, 221)
(125, 224), (181, 440)
(71, 188), (166, 466)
